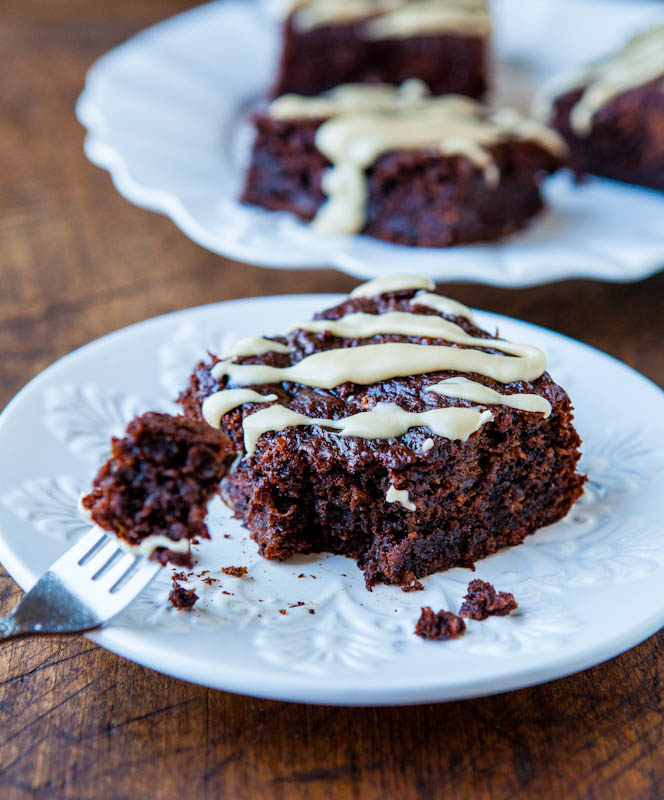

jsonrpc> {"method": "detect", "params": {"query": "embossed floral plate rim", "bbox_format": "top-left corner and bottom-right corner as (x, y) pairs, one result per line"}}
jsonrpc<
(0, 294), (663, 705)
(74, 0), (664, 287)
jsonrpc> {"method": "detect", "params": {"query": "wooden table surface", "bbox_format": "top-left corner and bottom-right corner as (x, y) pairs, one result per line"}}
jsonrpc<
(2, 2), (664, 798)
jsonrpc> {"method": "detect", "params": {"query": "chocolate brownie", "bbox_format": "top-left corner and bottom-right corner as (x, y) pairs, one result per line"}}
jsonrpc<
(180, 274), (585, 588)
(414, 607), (466, 640)
(273, 0), (490, 98)
(81, 412), (233, 566)
(242, 83), (566, 246)
(458, 578), (517, 620)
(538, 25), (664, 191)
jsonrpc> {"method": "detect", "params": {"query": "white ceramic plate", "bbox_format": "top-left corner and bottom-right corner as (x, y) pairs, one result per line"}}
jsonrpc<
(0, 294), (663, 705)
(75, 0), (664, 286)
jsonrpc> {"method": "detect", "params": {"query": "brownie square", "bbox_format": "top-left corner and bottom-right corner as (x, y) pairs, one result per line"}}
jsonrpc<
(242, 87), (565, 247)
(180, 277), (585, 588)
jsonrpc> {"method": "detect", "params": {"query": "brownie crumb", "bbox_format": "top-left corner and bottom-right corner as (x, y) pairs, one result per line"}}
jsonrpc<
(169, 581), (198, 610)
(401, 574), (424, 593)
(414, 607), (466, 641)
(288, 601), (305, 608)
(297, 573), (305, 578)
(221, 566), (248, 578)
(459, 579), (518, 621)
(278, 609), (287, 616)
(308, 609), (315, 615)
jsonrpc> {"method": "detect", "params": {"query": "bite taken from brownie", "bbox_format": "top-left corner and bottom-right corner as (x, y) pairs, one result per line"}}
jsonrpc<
(242, 81), (566, 247)
(81, 412), (234, 566)
(180, 273), (586, 588)
(273, 0), (491, 98)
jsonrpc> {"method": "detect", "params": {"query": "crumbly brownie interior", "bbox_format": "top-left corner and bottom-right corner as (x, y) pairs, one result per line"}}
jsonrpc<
(81, 412), (233, 566)
(180, 288), (585, 587)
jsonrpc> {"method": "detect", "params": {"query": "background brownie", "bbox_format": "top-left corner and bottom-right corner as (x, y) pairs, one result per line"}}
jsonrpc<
(180, 287), (585, 587)
(242, 110), (563, 247)
(549, 77), (664, 192)
(273, 14), (487, 98)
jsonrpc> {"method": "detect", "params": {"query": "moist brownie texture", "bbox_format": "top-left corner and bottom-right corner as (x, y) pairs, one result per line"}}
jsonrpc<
(180, 275), (585, 588)
(273, 13), (488, 98)
(415, 607), (466, 640)
(539, 26), (664, 191)
(242, 85), (565, 247)
(81, 412), (233, 566)
(458, 578), (518, 620)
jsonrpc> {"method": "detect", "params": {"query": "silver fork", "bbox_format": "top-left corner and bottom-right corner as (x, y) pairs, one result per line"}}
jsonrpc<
(0, 528), (162, 641)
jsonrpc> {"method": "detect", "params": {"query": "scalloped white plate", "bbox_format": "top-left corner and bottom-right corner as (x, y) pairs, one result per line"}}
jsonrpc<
(75, 0), (664, 286)
(0, 294), (663, 705)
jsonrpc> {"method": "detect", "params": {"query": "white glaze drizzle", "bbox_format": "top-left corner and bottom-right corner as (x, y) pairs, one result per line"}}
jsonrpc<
(116, 534), (191, 558)
(269, 79), (429, 120)
(386, 484), (416, 511)
(285, 0), (490, 39)
(364, 0), (491, 39)
(534, 25), (664, 136)
(350, 272), (435, 298)
(269, 84), (566, 235)
(285, 310), (490, 346)
(241, 402), (493, 456)
(410, 290), (474, 322)
(427, 377), (551, 416)
(202, 389), (278, 428)
(78, 495), (193, 557)
(212, 337), (545, 389)
(223, 336), (290, 358)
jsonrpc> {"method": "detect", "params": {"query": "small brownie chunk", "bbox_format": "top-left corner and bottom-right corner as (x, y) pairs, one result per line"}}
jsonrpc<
(459, 579), (518, 620)
(221, 566), (248, 578)
(415, 607), (466, 641)
(81, 412), (233, 566)
(273, 14), (488, 99)
(169, 581), (199, 610)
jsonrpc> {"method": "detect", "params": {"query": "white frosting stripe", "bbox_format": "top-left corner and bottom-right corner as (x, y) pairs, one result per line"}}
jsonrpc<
(386, 485), (416, 511)
(350, 273), (435, 298)
(241, 402), (492, 455)
(411, 290), (474, 322)
(427, 377), (551, 416)
(288, 0), (491, 38)
(213, 340), (545, 389)
(202, 389), (278, 428)
(535, 25), (664, 136)
(223, 336), (290, 358)
(286, 310), (495, 347)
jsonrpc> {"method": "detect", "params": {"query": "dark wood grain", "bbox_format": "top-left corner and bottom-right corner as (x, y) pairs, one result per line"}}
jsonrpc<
(1, 2), (663, 798)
